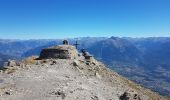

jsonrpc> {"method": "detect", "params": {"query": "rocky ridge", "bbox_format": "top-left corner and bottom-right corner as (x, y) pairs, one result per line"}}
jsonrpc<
(0, 44), (169, 100)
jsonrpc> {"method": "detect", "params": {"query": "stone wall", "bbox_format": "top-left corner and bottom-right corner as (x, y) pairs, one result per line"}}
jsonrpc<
(39, 45), (78, 59)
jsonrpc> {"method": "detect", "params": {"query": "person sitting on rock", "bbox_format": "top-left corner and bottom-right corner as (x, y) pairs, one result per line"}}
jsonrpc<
(63, 40), (69, 45)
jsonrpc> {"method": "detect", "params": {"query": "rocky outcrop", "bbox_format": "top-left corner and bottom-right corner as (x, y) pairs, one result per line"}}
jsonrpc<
(3, 60), (18, 68)
(120, 89), (141, 100)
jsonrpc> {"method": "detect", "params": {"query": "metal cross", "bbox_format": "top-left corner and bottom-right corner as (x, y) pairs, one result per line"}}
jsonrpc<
(74, 39), (80, 49)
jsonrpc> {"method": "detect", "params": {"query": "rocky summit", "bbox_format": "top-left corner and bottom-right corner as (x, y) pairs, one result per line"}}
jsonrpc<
(0, 42), (169, 100)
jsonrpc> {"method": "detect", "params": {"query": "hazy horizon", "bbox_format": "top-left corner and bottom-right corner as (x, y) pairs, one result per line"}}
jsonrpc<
(1, 36), (170, 40)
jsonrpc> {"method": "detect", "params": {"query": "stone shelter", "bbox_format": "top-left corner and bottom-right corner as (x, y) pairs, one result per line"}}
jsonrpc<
(39, 44), (78, 59)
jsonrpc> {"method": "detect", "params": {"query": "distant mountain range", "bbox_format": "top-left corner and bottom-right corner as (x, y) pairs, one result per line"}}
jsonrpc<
(87, 37), (142, 65)
(0, 37), (170, 97)
(87, 37), (170, 97)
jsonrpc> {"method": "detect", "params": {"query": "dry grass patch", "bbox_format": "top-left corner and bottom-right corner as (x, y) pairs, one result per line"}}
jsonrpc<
(22, 56), (38, 65)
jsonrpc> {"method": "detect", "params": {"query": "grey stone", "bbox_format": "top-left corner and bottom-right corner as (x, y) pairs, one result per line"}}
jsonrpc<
(4, 60), (17, 68)
(120, 90), (141, 100)
(73, 60), (79, 66)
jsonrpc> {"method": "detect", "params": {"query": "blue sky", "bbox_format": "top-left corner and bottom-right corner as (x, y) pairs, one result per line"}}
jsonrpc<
(0, 0), (170, 39)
